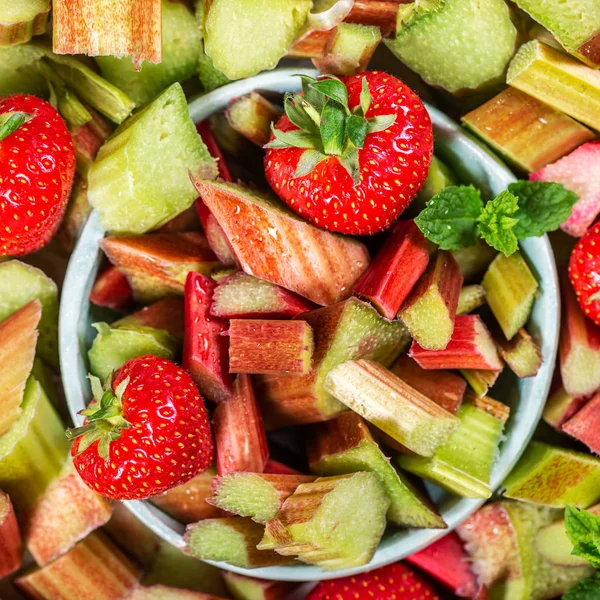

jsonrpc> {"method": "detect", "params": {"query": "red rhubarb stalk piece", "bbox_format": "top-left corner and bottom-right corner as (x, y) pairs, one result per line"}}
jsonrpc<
(346, 0), (402, 37)
(196, 122), (233, 182)
(213, 374), (269, 476)
(182, 272), (232, 403)
(543, 383), (588, 430)
(353, 219), (430, 319)
(70, 106), (113, 176)
(113, 297), (185, 340)
(410, 315), (503, 371)
(264, 460), (302, 475)
(90, 265), (133, 312)
(0, 491), (22, 579)
(562, 391), (600, 455)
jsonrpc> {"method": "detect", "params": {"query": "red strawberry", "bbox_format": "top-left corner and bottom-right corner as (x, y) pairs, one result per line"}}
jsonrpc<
(264, 71), (433, 235)
(306, 562), (441, 600)
(68, 355), (214, 500)
(0, 95), (76, 256)
(569, 223), (600, 325)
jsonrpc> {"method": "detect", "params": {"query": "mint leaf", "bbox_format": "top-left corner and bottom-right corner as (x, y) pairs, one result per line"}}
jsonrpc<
(565, 506), (600, 569)
(563, 572), (600, 600)
(509, 181), (579, 239)
(414, 185), (483, 250)
(477, 190), (519, 256)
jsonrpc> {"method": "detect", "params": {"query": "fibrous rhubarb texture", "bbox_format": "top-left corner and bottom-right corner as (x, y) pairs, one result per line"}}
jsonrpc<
(325, 360), (460, 457)
(308, 412), (446, 528)
(410, 315), (503, 371)
(562, 392), (600, 455)
(0, 1), (49, 46)
(452, 242), (497, 283)
(185, 517), (293, 568)
(128, 586), (229, 600)
(507, 41), (600, 132)
(0, 301), (40, 436)
(16, 532), (141, 600)
(211, 273), (313, 319)
(226, 93), (281, 147)
(195, 200), (237, 268)
(496, 328), (542, 378)
(542, 384), (587, 430)
(0, 491), (22, 579)
(213, 374), (269, 475)
(90, 265), (133, 312)
(353, 219), (429, 320)
(101, 233), (220, 303)
(482, 252), (538, 341)
(400, 251), (463, 350)
(209, 473), (316, 523)
(462, 87), (595, 173)
(503, 441), (600, 507)
(228, 320), (314, 375)
(24, 458), (113, 566)
(259, 473), (389, 570)
(346, 0), (401, 37)
(52, 0), (161, 68)
(69, 106), (113, 176)
(191, 180), (370, 306)
(460, 367), (503, 398)
(114, 298), (184, 340)
(223, 571), (299, 600)
(457, 285), (486, 315)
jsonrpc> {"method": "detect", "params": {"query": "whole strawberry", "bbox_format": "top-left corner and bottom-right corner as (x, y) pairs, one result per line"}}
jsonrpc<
(0, 95), (75, 256)
(264, 71), (433, 235)
(68, 355), (214, 500)
(569, 223), (600, 325)
(306, 562), (440, 600)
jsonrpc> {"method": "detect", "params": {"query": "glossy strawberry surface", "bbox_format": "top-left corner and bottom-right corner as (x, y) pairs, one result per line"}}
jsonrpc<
(569, 222), (600, 325)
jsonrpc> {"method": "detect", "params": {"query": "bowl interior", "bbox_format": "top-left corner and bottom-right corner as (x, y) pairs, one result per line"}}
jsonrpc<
(59, 68), (559, 581)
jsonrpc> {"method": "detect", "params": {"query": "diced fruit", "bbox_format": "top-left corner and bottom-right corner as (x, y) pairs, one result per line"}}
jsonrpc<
(113, 298), (184, 340)
(503, 441), (600, 507)
(185, 517), (293, 568)
(89, 83), (217, 234)
(307, 411), (446, 528)
(100, 233), (220, 303)
(562, 392), (600, 455)
(196, 121), (234, 183)
(226, 93), (281, 147)
(462, 87), (595, 173)
(0, 491), (22, 579)
(182, 272), (232, 404)
(195, 200), (238, 267)
(95, 0), (202, 107)
(458, 285), (486, 315)
(209, 473), (316, 523)
(228, 320), (314, 375)
(197, 42), (231, 93)
(55, 177), (92, 253)
(452, 242), (497, 283)
(203, 0), (313, 79)
(507, 40), (600, 132)
(543, 384), (588, 430)
(461, 367), (502, 398)
(482, 252), (538, 340)
(0, 0), (49, 46)
(496, 328), (542, 378)
(346, 0), (401, 37)
(128, 586), (229, 599)
(325, 360), (460, 457)
(223, 572), (298, 600)
(90, 265), (133, 312)
(213, 374), (269, 475)
(69, 106), (113, 176)
(414, 155), (457, 212)
(159, 206), (202, 234)
(353, 219), (430, 320)
(192, 180), (370, 306)
(16, 532), (141, 600)
(264, 460), (301, 476)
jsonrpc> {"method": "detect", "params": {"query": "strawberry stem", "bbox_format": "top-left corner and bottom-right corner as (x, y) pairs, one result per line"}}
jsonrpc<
(0, 112), (32, 142)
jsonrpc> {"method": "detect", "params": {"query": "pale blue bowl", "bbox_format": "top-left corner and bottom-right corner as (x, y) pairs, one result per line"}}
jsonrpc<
(59, 68), (559, 581)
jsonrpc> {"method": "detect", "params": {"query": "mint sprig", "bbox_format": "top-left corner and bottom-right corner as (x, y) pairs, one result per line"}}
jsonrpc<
(477, 190), (519, 256)
(565, 506), (600, 569)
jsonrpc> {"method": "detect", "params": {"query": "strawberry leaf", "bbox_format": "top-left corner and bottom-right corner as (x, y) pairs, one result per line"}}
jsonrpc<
(320, 101), (345, 155)
(477, 190), (519, 256)
(0, 112), (32, 142)
(264, 125), (317, 150)
(284, 94), (319, 135)
(295, 149), (326, 178)
(300, 75), (325, 113)
(310, 78), (349, 112)
(338, 146), (360, 185)
(346, 114), (369, 149)
(360, 76), (371, 116)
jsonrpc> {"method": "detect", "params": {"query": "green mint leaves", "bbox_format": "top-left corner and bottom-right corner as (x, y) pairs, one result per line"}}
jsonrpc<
(415, 180), (578, 256)
(565, 506), (600, 569)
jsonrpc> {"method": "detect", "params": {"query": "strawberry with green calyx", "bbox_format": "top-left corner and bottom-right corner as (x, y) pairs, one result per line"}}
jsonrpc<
(67, 355), (214, 501)
(264, 71), (433, 235)
(570, 224), (600, 326)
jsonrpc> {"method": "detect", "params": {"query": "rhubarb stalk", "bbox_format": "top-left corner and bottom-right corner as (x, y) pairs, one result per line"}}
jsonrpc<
(562, 391), (600, 455)
(223, 572), (299, 600)
(114, 297), (185, 340)
(496, 328), (542, 378)
(226, 93), (281, 147)
(542, 384), (588, 430)
(90, 265), (133, 312)
(457, 284), (486, 315)
(0, 1), (49, 46)
(460, 367), (503, 398)
(0, 491), (22, 579)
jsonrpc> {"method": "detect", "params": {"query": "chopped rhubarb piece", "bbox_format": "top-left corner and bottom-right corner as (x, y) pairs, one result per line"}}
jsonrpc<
(222, 572), (299, 600)
(562, 392), (600, 455)
(226, 93), (281, 147)
(158, 206), (202, 234)
(128, 586), (229, 600)
(406, 532), (478, 598)
(70, 106), (113, 176)
(353, 219), (429, 320)
(114, 298), (185, 340)
(191, 180), (370, 306)
(452, 242), (497, 283)
(400, 251), (463, 350)
(460, 367), (503, 398)
(24, 459), (113, 566)
(90, 265), (133, 312)
(16, 532), (141, 600)
(211, 273), (313, 319)
(346, 0), (401, 37)
(496, 328), (542, 378)
(56, 177), (92, 253)
(183, 272), (232, 403)
(185, 517), (293, 568)
(0, 301), (40, 436)
(457, 284), (486, 315)
(101, 233), (220, 303)
(213, 374), (269, 475)
(390, 354), (466, 414)
(0, 491), (22, 579)
(325, 359), (460, 457)
(543, 384), (588, 430)
(197, 121), (234, 183)
(195, 200), (238, 267)
(228, 319), (314, 375)
(264, 460), (301, 475)
(209, 473), (316, 523)
(308, 411), (446, 528)
(210, 267), (239, 282)
(410, 315), (503, 371)
(0, 1), (49, 45)
(531, 141), (600, 238)
(560, 279), (600, 397)
(52, 0), (162, 68)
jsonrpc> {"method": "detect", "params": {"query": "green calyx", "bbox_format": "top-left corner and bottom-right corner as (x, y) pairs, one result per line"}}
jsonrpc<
(65, 374), (131, 462)
(0, 111), (32, 142)
(264, 74), (396, 184)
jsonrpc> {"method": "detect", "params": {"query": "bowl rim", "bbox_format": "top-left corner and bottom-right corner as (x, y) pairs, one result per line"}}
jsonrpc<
(59, 67), (560, 581)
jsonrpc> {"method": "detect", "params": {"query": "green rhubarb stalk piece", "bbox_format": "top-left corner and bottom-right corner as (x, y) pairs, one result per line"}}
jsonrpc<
(507, 40), (600, 132)
(542, 385), (587, 430)
(452, 242), (497, 283)
(226, 93), (281, 147)
(457, 284), (486, 315)
(411, 155), (457, 215)
(0, 1), (49, 46)
(504, 441), (600, 508)
(324, 359), (460, 457)
(198, 41), (231, 92)
(462, 87), (595, 173)
(184, 517), (294, 568)
(460, 367), (502, 398)
(129, 586), (229, 599)
(89, 83), (217, 235)
(0, 377), (68, 516)
(308, 411), (446, 528)
(496, 327), (542, 378)
(223, 571), (299, 600)
(482, 251), (538, 340)
(258, 473), (389, 570)
(87, 322), (178, 382)
(0, 43), (46, 96)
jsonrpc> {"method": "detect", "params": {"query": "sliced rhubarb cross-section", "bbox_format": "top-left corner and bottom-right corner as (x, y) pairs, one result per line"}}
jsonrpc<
(0, 491), (22, 579)
(195, 200), (238, 267)
(562, 392), (600, 455)
(0, 1), (49, 46)
(496, 328), (542, 378)
(128, 586), (229, 600)
(457, 284), (486, 315)
(90, 265), (133, 312)
(223, 572), (299, 600)
(460, 367), (503, 398)
(346, 0), (401, 37)
(114, 298), (185, 340)
(543, 383), (588, 430)
(226, 93), (281, 147)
